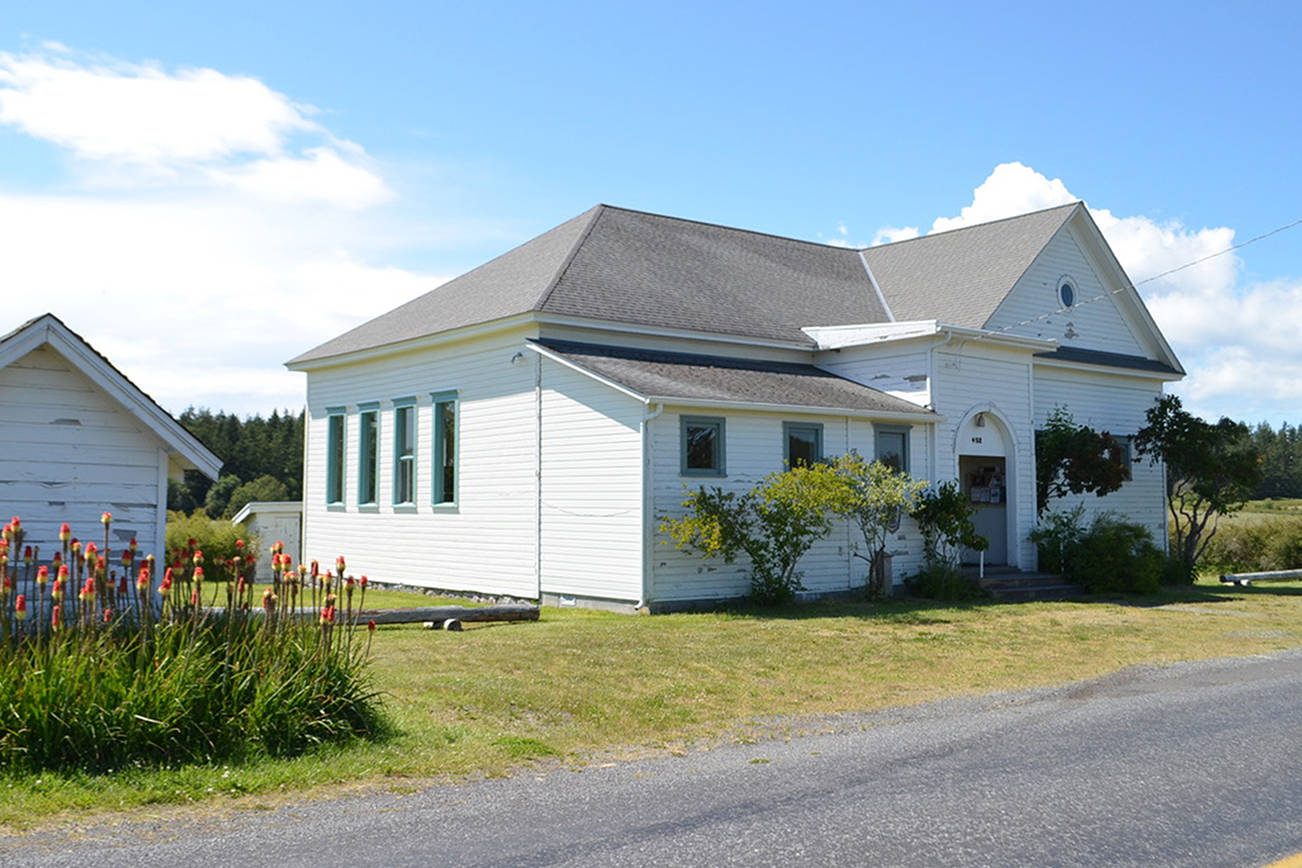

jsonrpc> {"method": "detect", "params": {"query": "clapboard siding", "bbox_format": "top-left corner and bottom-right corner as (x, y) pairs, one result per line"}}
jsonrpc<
(987, 227), (1146, 356)
(648, 409), (927, 603)
(538, 358), (645, 601)
(0, 346), (168, 562)
(301, 327), (540, 598)
(815, 348), (931, 407)
(930, 346), (1037, 569)
(1034, 367), (1167, 547)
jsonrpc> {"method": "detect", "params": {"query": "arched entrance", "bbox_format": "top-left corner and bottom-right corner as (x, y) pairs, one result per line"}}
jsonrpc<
(953, 406), (1016, 566)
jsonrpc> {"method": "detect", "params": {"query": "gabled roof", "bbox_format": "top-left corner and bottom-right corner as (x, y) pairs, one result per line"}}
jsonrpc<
(0, 314), (223, 479)
(531, 339), (939, 420)
(288, 200), (1141, 369)
(862, 202), (1080, 328)
(288, 205), (888, 366)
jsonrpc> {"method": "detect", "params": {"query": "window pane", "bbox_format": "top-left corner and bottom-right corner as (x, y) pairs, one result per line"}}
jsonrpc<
(877, 432), (905, 472)
(395, 405), (415, 504)
(327, 415), (345, 503)
(436, 400), (455, 504)
(360, 411), (377, 504)
(686, 423), (718, 470)
(788, 428), (819, 467)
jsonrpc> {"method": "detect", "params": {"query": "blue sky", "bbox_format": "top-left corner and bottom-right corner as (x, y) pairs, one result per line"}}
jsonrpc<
(2, 1), (1300, 424)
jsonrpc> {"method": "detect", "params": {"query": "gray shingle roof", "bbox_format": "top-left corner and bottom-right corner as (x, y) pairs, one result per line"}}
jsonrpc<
(863, 203), (1079, 328)
(1034, 346), (1182, 375)
(534, 339), (938, 417)
(289, 202), (1085, 366)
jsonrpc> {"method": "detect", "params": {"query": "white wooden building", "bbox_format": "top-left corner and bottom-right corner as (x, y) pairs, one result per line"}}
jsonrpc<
(0, 314), (222, 563)
(230, 500), (303, 581)
(286, 203), (1183, 610)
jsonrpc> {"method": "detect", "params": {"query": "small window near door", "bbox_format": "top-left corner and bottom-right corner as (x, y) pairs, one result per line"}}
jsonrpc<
(874, 424), (910, 473)
(681, 416), (725, 476)
(783, 422), (823, 468)
(1113, 435), (1134, 482)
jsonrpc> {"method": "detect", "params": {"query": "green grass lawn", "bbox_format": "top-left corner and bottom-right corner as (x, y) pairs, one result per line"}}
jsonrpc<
(7, 578), (1302, 828)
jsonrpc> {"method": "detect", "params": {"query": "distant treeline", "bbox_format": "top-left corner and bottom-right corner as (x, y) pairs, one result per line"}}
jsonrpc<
(1250, 422), (1302, 500)
(170, 408), (305, 518)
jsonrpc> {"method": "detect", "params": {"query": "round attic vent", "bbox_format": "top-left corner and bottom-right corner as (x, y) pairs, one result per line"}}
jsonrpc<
(1057, 276), (1076, 309)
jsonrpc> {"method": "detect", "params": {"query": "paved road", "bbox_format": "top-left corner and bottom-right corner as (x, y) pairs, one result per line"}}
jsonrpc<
(8, 651), (1302, 867)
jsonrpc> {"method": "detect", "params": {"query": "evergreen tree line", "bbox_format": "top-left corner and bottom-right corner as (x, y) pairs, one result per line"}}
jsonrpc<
(169, 408), (305, 518)
(1249, 422), (1302, 499)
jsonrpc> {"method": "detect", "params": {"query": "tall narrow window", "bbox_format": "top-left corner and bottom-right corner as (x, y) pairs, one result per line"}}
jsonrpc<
(783, 422), (823, 468)
(325, 409), (345, 505)
(393, 398), (416, 505)
(358, 405), (379, 506)
(874, 424), (911, 473)
(681, 416), (725, 476)
(432, 390), (457, 505)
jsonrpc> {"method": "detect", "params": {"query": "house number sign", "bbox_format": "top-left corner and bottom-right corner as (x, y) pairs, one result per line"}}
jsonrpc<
(971, 436), (983, 444)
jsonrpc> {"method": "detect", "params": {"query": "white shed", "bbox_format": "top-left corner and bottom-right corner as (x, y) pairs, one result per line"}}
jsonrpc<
(0, 314), (222, 563)
(230, 500), (303, 580)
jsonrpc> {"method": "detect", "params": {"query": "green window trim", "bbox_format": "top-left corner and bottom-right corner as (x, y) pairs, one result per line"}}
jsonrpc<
(431, 390), (458, 506)
(392, 397), (417, 506)
(325, 408), (346, 506)
(357, 403), (379, 507)
(783, 421), (824, 469)
(874, 423), (912, 474)
(681, 415), (726, 477)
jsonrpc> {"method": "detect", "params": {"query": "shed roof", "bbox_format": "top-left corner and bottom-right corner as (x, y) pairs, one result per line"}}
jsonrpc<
(532, 339), (939, 419)
(0, 314), (223, 479)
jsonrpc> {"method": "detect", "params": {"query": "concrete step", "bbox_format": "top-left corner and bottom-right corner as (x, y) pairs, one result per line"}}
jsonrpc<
(964, 567), (1086, 602)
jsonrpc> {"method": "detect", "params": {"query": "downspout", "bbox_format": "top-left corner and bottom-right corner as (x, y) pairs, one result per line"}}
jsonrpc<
(638, 402), (665, 611)
(535, 352), (543, 601)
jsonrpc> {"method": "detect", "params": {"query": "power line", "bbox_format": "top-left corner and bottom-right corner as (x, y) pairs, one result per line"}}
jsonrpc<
(993, 213), (1302, 334)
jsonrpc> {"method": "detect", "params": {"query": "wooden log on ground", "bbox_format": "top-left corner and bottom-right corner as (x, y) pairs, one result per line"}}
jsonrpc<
(361, 605), (538, 625)
(1220, 569), (1302, 586)
(201, 604), (539, 625)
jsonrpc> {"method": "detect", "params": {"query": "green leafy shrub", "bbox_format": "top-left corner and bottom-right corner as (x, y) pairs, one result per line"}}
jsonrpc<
(904, 562), (990, 602)
(166, 510), (257, 583)
(1061, 514), (1163, 594)
(662, 462), (848, 605)
(831, 452), (928, 599)
(1201, 517), (1302, 575)
(1028, 505), (1087, 574)
(224, 474), (292, 520)
(911, 481), (985, 566)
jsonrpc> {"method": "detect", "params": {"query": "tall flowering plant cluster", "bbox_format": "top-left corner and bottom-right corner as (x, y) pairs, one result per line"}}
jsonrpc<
(0, 513), (385, 773)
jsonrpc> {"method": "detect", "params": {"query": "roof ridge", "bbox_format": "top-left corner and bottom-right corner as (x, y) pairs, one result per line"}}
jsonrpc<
(595, 203), (867, 255)
(534, 204), (607, 311)
(869, 201), (1081, 251)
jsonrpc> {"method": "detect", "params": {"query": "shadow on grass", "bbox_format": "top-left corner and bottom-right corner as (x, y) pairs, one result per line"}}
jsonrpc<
(684, 579), (1302, 621)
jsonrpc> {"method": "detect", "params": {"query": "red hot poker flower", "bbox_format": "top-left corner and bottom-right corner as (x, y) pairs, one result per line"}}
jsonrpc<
(103, 608), (112, 623)
(15, 594), (26, 620)
(59, 522), (71, 542)
(37, 565), (49, 585)
(368, 619), (376, 632)
(51, 604), (61, 630)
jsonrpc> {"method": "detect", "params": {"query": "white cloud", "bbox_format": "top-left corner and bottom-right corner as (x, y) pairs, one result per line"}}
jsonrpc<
(0, 51), (316, 165)
(871, 225), (920, 246)
(929, 162), (1076, 234)
(0, 191), (443, 414)
(920, 162), (1300, 423)
(0, 46), (453, 415)
(207, 146), (395, 209)
(0, 48), (389, 209)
